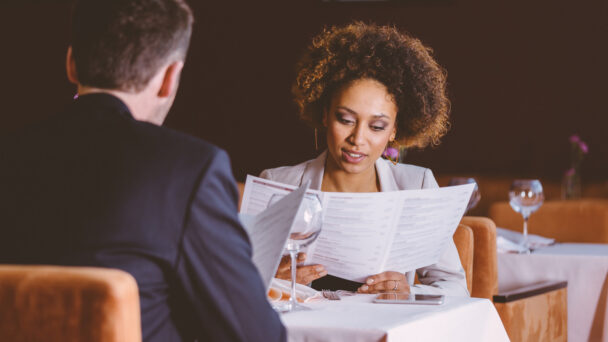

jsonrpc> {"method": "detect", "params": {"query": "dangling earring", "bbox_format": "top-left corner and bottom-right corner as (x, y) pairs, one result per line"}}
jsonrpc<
(382, 140), (399, 165)
(314, 128), (319, 151)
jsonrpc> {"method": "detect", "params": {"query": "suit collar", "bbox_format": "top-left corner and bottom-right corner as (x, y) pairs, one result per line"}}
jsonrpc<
(73, 93), (133, 119)
(301, 150), (397, 192)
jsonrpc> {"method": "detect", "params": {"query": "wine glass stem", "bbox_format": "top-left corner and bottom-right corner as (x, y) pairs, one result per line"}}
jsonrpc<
(289, 248), (299, 308)
(522, 217), (529, 251)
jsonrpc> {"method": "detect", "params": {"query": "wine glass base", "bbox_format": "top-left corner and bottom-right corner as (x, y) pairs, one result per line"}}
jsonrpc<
(517, 247), (531, 254)
(273, 301), (311, 313)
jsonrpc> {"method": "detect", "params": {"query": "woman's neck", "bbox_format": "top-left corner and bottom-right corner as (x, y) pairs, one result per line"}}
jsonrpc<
(321, 157), (380, 193)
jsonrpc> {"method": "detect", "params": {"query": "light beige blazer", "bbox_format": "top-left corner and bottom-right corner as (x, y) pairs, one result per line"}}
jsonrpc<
(260, 151), (469, 296)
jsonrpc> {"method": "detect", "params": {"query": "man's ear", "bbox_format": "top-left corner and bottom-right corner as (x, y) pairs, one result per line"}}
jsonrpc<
(157, 61), (184, 98)
(66, 46), (78, 84)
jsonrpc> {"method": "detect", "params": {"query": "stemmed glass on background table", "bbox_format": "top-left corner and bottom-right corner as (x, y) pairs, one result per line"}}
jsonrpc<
(449, 177), (481, 213)
(268, 193), (323, 313)
(508, 179), (544, 254)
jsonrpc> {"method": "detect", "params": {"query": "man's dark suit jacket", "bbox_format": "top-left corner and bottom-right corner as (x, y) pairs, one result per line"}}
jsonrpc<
(0, 94), (286, 342)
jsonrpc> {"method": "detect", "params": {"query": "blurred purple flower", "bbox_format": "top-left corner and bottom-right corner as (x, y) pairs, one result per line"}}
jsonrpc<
(382, 147), (399, 160)
(579, 142), (589, 154)
(73, 93), (79, 100)
(569, 135), (580, 144)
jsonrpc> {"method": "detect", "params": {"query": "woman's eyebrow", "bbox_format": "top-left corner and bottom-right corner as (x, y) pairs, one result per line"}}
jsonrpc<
(337, 106), (389, 119)
(336, 106), (358, 114)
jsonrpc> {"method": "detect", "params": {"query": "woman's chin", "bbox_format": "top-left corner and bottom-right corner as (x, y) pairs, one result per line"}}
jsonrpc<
(337, 160), (373, 175)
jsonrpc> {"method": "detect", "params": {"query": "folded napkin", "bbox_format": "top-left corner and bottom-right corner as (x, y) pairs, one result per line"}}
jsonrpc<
(267, 278), (323, 303)
(496, 227), (555, 253)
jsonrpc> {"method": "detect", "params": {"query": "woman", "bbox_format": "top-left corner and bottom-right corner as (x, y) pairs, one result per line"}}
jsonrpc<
(261, 22), (468, 296)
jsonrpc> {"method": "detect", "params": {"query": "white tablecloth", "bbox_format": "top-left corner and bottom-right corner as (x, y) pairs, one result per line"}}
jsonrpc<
(281, 295), (508, 342)
(498, 243), (608, 342)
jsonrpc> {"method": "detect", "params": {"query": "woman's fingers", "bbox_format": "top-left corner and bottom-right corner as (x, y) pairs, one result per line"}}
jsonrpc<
(357, 271), (410, 294)
(365, 271), (404, 285)
(276, 253), (307, 273)
(296, 264), (327, 284)
(298, 253), (307, 263)
(275, 253), (326, 284)
(276, 255), (291, 274)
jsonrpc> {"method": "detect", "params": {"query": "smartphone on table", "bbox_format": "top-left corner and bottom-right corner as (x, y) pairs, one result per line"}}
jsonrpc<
(373, 293), (444, 305)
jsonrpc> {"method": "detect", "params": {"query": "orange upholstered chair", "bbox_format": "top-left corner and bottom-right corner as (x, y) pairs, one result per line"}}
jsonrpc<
(489, 199), (608, 243)
(460, 216), (498, 299)
(0, 265), (141, 342)
(459, 217), (568, 341)
(452, 224), (474, 294)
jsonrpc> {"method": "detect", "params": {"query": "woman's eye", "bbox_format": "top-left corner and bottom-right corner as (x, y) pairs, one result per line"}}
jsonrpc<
(336, 115), (355, 125)
(370, 124), (386, 131)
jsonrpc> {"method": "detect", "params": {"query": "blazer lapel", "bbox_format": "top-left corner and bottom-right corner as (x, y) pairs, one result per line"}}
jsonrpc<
(375, 158), (398, 192)
(301, 151), (327, 190)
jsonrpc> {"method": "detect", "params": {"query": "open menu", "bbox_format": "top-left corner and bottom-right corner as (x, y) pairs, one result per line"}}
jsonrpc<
(240, 175), (475, 283)
(238, 181), (310, 291)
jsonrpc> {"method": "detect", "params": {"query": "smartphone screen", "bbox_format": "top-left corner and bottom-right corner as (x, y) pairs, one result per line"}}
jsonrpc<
(373, 293), (444, 305)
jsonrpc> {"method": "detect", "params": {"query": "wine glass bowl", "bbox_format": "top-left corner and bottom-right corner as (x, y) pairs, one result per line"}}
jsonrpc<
(508, 179), (544, 253)
(268, 193), (323, 312)
(449, 177), (481, 213)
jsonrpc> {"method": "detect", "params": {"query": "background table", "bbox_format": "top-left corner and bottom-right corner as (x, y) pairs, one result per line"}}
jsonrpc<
(498, 243), (608, 342)
(281, 295), (508, 342)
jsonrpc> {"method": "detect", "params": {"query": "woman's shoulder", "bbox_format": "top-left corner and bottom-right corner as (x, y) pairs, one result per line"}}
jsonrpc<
(259, 159), (312, 186)
(378, 159), (438, 189)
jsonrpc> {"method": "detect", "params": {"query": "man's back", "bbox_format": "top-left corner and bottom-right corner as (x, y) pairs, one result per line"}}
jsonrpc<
(0, 94), (286, 341)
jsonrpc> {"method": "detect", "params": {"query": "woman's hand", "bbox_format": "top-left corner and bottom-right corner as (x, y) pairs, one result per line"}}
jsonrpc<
(357, 271), (410, 294)
(275, 253), (327, 284)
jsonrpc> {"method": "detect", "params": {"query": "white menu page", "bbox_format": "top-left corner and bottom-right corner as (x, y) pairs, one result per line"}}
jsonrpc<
(238, 181), (310, 291)
(240, 175), (474, 283)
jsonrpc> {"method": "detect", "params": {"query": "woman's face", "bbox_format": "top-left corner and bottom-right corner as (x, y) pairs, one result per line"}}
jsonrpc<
(324, 78), (397, 175)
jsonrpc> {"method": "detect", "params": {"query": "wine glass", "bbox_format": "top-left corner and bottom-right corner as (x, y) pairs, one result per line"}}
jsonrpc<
(449, 177), (481, 213)
(508, 179), (544, 254)
(268, 192), (323, 312)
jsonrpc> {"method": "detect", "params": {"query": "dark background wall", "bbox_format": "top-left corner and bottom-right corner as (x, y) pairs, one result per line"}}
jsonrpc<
(1, 0), (606, 185)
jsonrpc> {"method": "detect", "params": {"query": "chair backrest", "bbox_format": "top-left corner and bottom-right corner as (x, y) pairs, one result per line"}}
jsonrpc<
(453, 223), (474, 294)
(460, 216), (499, 299)
(0, 265), (141, 342)
(489, 199), (608, 243)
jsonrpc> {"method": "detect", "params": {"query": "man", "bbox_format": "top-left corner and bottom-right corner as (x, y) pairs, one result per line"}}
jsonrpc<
(0, 0), (286, 341)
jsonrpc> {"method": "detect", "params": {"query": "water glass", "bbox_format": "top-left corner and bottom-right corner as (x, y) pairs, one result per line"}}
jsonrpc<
(508, 179), (544, 253)
(449, 177), (481, 213)
(268, 192), (323, 312)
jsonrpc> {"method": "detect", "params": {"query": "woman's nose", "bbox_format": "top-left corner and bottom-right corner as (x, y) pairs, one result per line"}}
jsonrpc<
(347, 124), (366, 146)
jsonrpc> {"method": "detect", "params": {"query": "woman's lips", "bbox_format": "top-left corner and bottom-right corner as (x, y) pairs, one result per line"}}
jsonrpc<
(341, 149), (366, 164)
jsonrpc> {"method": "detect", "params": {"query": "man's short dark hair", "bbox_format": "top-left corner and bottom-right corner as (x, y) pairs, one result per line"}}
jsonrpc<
(71, 0), (194, 92)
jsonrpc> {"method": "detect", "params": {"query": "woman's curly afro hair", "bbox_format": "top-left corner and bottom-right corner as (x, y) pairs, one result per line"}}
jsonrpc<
(293, 22), (450, 148)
